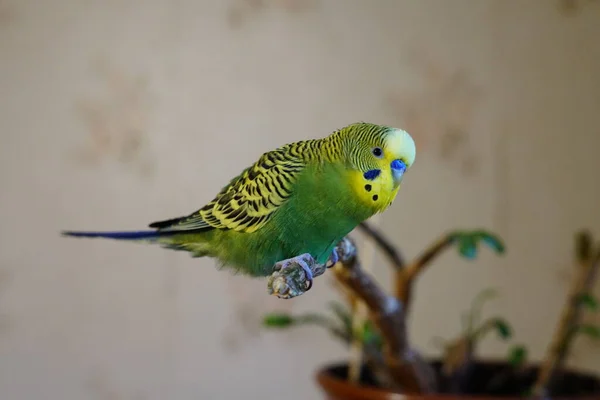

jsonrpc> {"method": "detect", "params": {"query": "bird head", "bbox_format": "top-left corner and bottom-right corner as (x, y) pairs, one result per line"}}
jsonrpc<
(339, 122), (416, 188)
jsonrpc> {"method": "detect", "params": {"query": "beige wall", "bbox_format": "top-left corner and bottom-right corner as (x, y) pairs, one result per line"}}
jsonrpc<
(1, 0), (599, 398)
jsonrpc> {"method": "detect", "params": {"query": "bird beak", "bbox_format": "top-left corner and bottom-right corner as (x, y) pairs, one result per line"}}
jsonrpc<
(391, 159), (406, 186)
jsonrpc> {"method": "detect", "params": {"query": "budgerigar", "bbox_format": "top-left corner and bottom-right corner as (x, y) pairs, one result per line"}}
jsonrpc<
(62, 122), (416, 291)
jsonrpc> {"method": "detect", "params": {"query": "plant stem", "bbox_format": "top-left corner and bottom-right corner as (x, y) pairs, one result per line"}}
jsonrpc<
(358, 223), (457, 314)
(358, 222), (406, 269)
(466, 288), (499, 336)
(287, 311), (393, 385)
(532, 240), (600, 396)
(348, 296), (363, 383)
(295, 314), (351, 343)
(470, 317), (500, 341)
(348, 217), (383, 383)
(396, 234), (456, 312)
(439, 317), (502, 393)
(266, 232), (438, 392)
(332, 237), (437, 394)
(440, 336), (474, 394)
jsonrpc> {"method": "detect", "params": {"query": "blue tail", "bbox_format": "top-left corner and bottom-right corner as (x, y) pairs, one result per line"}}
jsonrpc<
(61, 230), (163, 240)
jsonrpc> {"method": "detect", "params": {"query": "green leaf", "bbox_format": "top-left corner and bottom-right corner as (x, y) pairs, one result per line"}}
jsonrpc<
(577, 293), (599, 311)
(476, 231), (506, 254)
(327, 302), (383, 346)
(578, 324), (600, 339)
(359, 320), (383, 348)
(451, 230), (506, 260)
(262, 313), (295, 328)
(508, 345), (528, 367)
(493, 318), (512, 340)
(458, 235), (478, 259)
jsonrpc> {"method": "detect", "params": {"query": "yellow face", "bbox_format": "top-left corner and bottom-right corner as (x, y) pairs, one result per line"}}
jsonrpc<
(345, 125), (416, 213)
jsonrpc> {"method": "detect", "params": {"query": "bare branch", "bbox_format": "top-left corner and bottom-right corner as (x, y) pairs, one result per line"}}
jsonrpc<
(396, 234), (456, 310)
(358, 222), (406, 269)
(404, 234), (456, 281)
(266, 235), (436, 392)
(532, 238), (600, 397)
(358, 223), (457, 316)
(332, 237), (437, 394)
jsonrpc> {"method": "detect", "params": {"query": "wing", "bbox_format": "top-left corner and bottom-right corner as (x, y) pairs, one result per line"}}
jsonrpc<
(149, 146), (307, 234)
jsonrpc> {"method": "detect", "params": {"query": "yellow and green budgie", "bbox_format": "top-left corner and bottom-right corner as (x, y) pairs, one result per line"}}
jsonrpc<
(63, 122), (416, 292)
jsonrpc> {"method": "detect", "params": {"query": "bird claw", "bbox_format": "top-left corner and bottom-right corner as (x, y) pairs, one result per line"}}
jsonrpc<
(325, 248), (339, 269)
(273, 253), (315, 291)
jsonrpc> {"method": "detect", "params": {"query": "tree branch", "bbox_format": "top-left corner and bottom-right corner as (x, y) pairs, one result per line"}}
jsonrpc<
(358, 222), (406, 269)
(358, 223), (457, 314)
(532, 233), (600, 397)
(331, 237), (437, 394)
(396, 234), (456, 311)
(266, 235), (437, 393)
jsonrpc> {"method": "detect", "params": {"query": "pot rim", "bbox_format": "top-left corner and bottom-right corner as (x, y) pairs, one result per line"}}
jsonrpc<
(315, 359), (600, 400)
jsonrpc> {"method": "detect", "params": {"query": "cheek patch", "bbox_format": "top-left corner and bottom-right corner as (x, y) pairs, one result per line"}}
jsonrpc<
(363, 169), (381, 181)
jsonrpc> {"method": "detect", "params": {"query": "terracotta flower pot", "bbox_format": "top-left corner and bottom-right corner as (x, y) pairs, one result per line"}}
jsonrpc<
(315, 360), (600, 400)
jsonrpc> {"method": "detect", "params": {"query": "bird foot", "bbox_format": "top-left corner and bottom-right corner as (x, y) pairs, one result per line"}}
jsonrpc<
(268, 253), (327, 299)
(273, 253), (315, 291)
(266, 239), (357, 299)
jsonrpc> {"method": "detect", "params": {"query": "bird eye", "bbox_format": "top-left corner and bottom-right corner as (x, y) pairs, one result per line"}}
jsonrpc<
(371, 147), (383, 158)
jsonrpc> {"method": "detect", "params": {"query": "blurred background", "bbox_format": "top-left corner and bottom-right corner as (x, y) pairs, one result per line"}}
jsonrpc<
(1, 0), (599, 398)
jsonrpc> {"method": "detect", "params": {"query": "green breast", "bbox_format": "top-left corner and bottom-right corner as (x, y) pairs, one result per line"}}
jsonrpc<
(208, 162), (373, 276)
(269, 163), (370, 260)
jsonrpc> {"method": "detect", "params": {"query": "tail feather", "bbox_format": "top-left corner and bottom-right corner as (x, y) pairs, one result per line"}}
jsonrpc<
(62, 228), (212, 258)
(61, 230), (164, 240)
